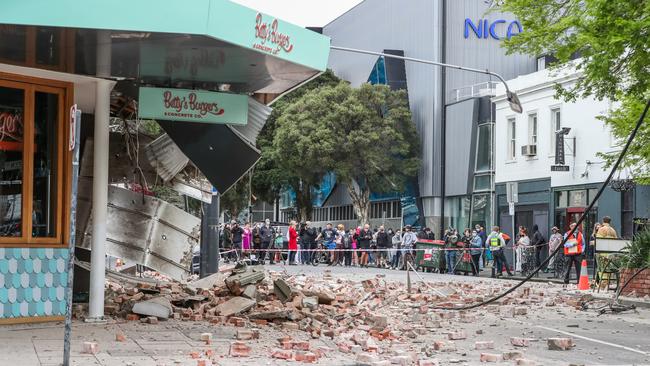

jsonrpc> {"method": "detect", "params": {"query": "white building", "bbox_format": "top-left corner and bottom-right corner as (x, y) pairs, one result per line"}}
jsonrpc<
(492, 64), (649, 246)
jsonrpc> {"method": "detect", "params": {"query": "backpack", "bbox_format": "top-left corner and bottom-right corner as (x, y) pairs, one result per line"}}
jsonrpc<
(343, 234), (352, 249)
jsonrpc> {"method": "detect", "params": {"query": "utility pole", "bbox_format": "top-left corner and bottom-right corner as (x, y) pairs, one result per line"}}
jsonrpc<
(200, 193), (220, 278)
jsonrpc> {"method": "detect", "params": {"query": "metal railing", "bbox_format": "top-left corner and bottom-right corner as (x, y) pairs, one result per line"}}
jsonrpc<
(449, 81), (499, 102)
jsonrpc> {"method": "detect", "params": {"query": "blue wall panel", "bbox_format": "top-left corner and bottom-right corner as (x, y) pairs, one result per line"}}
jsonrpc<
(0, 248), (68, 320)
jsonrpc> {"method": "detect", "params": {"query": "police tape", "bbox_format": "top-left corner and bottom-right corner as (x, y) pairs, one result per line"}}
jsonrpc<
(219, 243), (550, 253)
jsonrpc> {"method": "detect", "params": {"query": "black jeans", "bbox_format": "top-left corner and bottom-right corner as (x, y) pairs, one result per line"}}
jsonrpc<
(535, 244), (546, 270)
(344, 250), (352, 266)
(288, 250), (297, 264)
(471, 253), (481, 276)
(564, 254), (582, 284)
(260, 241), (271, 263)
(491, 249), (513, 276)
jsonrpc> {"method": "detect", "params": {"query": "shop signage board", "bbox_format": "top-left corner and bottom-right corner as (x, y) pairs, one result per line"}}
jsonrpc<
(551, 165), (570, 172)
(138, 87), (248, 125)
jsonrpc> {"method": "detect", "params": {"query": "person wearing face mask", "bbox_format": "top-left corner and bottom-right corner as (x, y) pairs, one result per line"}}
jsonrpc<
(375, 225), (389, 268)
(469, 229), (483, 276)
(259, 219), (275, 265)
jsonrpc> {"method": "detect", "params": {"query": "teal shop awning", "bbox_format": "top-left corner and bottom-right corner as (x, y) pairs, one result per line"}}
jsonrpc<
(0, 0), (330, 94)
(0, 0), (331, 193)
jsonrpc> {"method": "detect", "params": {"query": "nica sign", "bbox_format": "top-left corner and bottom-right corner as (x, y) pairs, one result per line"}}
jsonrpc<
(464, 18), (523, 40)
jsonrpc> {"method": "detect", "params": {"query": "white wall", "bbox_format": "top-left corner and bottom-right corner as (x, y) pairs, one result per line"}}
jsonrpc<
(493, 66), (619, 188)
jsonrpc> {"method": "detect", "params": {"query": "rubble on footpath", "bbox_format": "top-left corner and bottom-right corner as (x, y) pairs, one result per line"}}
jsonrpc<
(93, 264), (593, 364)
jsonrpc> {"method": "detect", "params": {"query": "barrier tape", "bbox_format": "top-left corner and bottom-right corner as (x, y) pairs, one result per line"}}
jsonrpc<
(218, 244), (549, 253)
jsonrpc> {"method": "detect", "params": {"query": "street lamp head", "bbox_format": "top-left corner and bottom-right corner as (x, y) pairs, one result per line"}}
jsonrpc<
(506, 90), (523, 114)
(559, 127), (572, 135)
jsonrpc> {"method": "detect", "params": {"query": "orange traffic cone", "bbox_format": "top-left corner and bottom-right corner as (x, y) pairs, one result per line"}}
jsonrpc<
(578, 259), (590, 290)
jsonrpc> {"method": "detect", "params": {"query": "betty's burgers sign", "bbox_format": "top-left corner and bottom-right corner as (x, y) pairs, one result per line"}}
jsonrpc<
(138, 87), (249, 125)
(253, 13), (294, 55)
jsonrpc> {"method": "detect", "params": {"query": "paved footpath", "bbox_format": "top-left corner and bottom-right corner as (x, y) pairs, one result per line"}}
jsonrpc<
(0, 264), (648, 366)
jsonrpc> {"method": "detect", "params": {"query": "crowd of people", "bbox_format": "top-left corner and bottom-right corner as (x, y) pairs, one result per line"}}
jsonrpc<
(217, 216), (619, 285)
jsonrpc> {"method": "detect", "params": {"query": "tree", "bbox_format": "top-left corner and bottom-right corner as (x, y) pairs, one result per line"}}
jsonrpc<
(275, 81), (420, 225)
(220, 173), (250, 221)
(498, 0), (650, 179)
(332, 83), (420, 225)
(271, 82), (347, 221)
(252, 70), (341, 220)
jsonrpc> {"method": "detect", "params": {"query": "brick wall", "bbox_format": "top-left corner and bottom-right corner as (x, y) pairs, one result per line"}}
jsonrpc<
(619, 268), (650, 297)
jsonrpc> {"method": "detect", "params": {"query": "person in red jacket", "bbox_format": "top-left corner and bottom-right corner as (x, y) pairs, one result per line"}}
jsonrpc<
(563, 222), (584, 285)
(288, 220), (298, 265)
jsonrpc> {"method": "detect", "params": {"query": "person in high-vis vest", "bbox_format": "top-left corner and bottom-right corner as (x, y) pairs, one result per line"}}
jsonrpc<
(487, 226), (513, 278)
(563, 222), (585, 285)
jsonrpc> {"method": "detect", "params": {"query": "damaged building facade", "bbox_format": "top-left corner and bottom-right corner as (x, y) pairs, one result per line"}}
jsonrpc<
(0, 0), (330, 323)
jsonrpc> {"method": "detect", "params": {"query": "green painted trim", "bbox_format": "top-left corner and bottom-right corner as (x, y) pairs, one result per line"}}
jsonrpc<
(138, 87), (249, 125)
(0, 0), (330, 71)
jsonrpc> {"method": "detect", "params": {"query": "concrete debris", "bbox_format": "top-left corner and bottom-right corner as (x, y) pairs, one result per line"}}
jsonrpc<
(190, 272), (228, 290)
(99, 263), (591, 365)
(548, 337), (574, 351)
(131, 296), (173, 319)
(216, 296), (256, 317)
(83, 341), (99, 355)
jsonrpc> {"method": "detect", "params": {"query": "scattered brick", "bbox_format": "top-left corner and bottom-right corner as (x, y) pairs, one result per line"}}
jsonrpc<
(480, 353), (502, 362)
(502, 351), (524, 360)
(510, 337), (530, 347)
(475, 341), (495, 350)
(115, 333), (126, 342)
(82, 342), (98, 355)
(548, 337), (574, 351)
(447, 331), (467, 340)
(229, 342), (250, 357)
(271, 348), (293, 359)
(516, 359), (537, 366)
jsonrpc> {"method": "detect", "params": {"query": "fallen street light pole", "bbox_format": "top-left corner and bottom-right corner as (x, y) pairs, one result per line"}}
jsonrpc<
(63, 106), (82, 366)
(329, 46), (523, 114)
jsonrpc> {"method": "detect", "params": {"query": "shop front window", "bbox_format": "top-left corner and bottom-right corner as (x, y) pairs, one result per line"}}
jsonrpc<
(555, 191), (568, 208)
(33, 91), (60, 237)
(569, 190), (587, 207)
(445, 196), (471, 231)
(471, 193), (492, 229)
(0, 86), (25, 237)
(0, 78), (67, 245)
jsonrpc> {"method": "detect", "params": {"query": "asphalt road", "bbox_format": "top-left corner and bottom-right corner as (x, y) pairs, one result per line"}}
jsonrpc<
(267, 263), (650, 365)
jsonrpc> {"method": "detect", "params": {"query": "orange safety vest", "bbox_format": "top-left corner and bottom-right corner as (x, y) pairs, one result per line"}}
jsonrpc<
(563, 231), (584, 256)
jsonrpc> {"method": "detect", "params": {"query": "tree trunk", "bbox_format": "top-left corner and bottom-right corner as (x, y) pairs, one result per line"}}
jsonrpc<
(293, 181), (313, 222)
(348, 180), (370, 226)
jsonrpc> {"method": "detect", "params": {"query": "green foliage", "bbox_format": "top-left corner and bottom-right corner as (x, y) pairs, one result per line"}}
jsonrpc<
(499, 0), (650, 172)
(220, 173), (251, 220)
(252, 70), (341, 217)
(151, 185), (184, 210)
(622, 229), (650, 269)
(499, 0), (650, 102)
(273, 81), (420, 224)
(597, 97), (650, 183)
(139, 119), (163, 137)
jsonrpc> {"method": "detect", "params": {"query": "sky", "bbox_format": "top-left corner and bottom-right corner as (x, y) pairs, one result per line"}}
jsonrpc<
(231, 0), (364, 27)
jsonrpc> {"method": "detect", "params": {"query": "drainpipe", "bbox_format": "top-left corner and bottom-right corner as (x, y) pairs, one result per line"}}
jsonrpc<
(88, 30), (112, 322)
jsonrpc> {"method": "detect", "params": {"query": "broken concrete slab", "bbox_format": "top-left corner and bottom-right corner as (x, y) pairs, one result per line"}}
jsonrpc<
(216, 297), (257, 317)
(274, 278), (294, 302)
(242, 284), (257, 300)
(190, 272), (228, 290)
(131, 297), (173, 319)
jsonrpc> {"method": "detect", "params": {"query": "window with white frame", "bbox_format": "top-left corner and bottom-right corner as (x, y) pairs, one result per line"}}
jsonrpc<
(507, 117), (516, 160)
(528, 113), (538, 145)
(550, 108), (561, 154)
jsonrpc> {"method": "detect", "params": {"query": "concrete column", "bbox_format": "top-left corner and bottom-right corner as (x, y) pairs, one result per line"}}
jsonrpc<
(88, 30), (112, 321)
